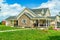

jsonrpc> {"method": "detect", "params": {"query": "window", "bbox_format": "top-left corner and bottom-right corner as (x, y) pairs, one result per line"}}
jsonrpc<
(21, 19), (27, 24)
(41, 10), (44, 14)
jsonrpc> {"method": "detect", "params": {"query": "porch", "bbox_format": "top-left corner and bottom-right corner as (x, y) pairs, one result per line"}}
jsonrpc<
(33, 19), (50, 28)
(10, 20), (18, 26)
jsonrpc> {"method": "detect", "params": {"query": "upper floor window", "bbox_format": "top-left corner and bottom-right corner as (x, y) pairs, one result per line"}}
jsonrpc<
(41, 10), (44, 14)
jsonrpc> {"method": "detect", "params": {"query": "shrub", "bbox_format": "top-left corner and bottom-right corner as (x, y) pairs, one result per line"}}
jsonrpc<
(0, 22), (2, 25)
(48, 26), (54, 30)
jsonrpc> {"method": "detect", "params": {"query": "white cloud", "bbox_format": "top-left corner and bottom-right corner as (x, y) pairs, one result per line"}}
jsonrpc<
(0, 0), (25, 21)
(0, 0), (60, 21)
(1, 3), (24, 16)
(0, 0), (4, 3)
(35, 0), (60, 16)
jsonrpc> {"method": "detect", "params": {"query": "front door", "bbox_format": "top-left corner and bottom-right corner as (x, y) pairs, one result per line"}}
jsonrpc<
(34, 20), (38, 27)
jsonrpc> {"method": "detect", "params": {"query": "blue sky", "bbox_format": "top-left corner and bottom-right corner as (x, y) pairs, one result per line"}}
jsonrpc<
(5, 0), (48, 8)
(0, 0), (60, 22)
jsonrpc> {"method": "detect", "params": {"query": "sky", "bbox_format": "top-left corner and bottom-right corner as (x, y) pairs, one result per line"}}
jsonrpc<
(0, 0), (60, 21)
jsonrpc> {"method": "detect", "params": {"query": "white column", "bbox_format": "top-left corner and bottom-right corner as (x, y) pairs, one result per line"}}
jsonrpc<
(38, 19), (39, 27)
(48, 20), (49, 27)
(55, 20), (57, 28)
(47, 20), (48, 27)
(6, 21), (8, 26)
(13, 20), (14, 26)
(46, 19), (47, 28)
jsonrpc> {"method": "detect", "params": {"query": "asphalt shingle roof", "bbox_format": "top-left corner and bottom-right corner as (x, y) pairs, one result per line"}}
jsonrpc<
(30, 8), (49, 16)
(6, 16), (17, 20)
(25, 13), (33, 18)
(47, 16), (56, 20)
(6, 8), (54, 20)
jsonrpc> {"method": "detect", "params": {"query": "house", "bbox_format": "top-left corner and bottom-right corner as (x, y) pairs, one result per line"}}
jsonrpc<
(6, 8), (60, 28)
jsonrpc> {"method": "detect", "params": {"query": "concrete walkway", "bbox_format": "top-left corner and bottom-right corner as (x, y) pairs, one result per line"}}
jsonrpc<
(0, 28), (35, 32)
(0, 28), (44, 33)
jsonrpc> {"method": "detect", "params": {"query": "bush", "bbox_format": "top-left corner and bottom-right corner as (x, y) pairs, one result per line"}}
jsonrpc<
(0, 22), (2, 25)
(48, 26), (54, 30)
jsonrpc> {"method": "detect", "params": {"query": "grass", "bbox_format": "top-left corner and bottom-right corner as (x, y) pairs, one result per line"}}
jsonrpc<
(0, 25), (60, 40)
(0, 25), (20, 31)
(0, 29), (60, 40)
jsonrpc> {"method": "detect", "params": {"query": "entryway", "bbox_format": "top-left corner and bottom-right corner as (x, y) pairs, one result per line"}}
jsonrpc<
(14, 20), (18, 26)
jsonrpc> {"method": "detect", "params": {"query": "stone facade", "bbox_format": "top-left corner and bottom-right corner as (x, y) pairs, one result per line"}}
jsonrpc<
(18, 14), (33, 27)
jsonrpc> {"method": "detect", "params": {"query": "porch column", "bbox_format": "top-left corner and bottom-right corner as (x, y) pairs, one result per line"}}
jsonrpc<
(38, 19), (40, 27)
(33, 20), (35, 27)
(46, 19), (47, 28)
(11, 20), (14, 27)
(48, 20), (50, 27)
(13, 20), (14, 26)
(55, 20), (57, 28)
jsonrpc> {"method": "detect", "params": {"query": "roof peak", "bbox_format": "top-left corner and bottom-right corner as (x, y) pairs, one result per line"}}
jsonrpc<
(31, 8), (49, 10)
(23, 7), (49, 10)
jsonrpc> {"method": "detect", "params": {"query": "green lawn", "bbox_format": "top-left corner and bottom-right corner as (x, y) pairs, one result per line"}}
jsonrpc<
(0, 25), (20, 31)
(0, 25), (60, 40)
(0, 29), (60, 40)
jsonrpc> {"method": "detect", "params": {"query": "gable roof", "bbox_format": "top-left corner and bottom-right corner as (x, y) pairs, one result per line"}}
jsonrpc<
(30, 8), (49, 16)
(17, 8), (37, 19)
(24, 13), (33, 18)
(6, 8), (51, 20)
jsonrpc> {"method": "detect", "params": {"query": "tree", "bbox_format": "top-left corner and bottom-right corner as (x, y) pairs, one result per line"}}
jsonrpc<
(0, 21), (2, 25)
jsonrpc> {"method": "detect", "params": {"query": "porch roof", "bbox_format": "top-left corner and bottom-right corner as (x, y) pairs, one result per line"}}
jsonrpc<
(6, 16), (17, 20)
(47, 16), (56, 20)
(6, 16), (56, 20)
(32, 16), (56, 20)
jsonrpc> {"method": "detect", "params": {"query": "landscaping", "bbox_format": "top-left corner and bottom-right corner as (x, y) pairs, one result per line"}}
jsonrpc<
(0, 25), (60, 40)
(0, 25), (20, 31)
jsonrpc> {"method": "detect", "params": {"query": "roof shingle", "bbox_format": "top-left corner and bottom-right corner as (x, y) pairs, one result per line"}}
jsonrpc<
(6, 16), (17, 20)
(30, 8), (49, 16)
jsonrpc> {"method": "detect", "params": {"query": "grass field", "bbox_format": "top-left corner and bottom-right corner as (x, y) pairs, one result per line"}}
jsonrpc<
(0, 29), (60, 40)
(0, 25), (20, 31)
(0, 25), (60, 40)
